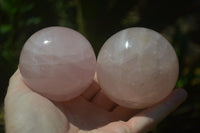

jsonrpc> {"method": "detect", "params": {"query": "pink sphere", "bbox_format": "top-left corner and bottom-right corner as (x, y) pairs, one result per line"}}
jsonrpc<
(97, 27), (179, 109)
(19, 27), (96, 101)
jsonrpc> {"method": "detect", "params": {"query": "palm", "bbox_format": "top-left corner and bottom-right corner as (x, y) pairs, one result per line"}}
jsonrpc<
(5, 70), (187, 133)
(55, 80), (137, 130)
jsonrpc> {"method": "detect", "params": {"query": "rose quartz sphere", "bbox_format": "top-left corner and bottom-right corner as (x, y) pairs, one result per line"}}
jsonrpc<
(97, 27), (179, 109)
(19, 27), (96, 101)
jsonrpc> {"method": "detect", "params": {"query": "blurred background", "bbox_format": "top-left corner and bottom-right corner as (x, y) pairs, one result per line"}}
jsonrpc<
(0, 0), (200, 132)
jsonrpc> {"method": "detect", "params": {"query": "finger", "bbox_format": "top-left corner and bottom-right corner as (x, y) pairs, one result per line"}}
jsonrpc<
(87, 89), (187, 133)
(83, 121), (131, 133)
(91, 90), (117, 111)
(112, 106), (142, 121)
(81, 73), (101, 100)
(7, 68), (31, 94)
(81, 79), (101, 100)
(126, 88), (187, 133)
(83, 72), (118, 111)
(8, 68), (21, 88)
(81, 89), (187, 133)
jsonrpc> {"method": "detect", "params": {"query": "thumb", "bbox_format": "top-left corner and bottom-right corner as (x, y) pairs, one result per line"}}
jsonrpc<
(5, 69), (68, 133)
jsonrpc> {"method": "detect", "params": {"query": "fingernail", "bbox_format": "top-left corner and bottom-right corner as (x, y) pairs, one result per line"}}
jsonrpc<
(175, 88), (188, 102)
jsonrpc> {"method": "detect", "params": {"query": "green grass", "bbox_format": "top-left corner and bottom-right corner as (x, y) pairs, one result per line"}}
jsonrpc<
(0, 105), (5, 133)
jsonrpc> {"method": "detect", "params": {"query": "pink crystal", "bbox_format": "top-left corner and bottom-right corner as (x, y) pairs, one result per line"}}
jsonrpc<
(97, 27), (179, 109)
(19, 27), (96, 101)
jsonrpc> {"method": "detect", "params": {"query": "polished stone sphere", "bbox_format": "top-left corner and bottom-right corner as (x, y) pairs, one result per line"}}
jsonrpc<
(19, 27), (96, 101)
(97, 27), (179, 109)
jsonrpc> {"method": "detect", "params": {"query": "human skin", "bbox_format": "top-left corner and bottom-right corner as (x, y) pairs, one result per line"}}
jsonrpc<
(4, 69), (187, 133)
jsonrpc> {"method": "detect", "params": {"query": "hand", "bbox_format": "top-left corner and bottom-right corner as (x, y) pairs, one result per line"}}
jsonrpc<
(5, 69), (187, 133)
